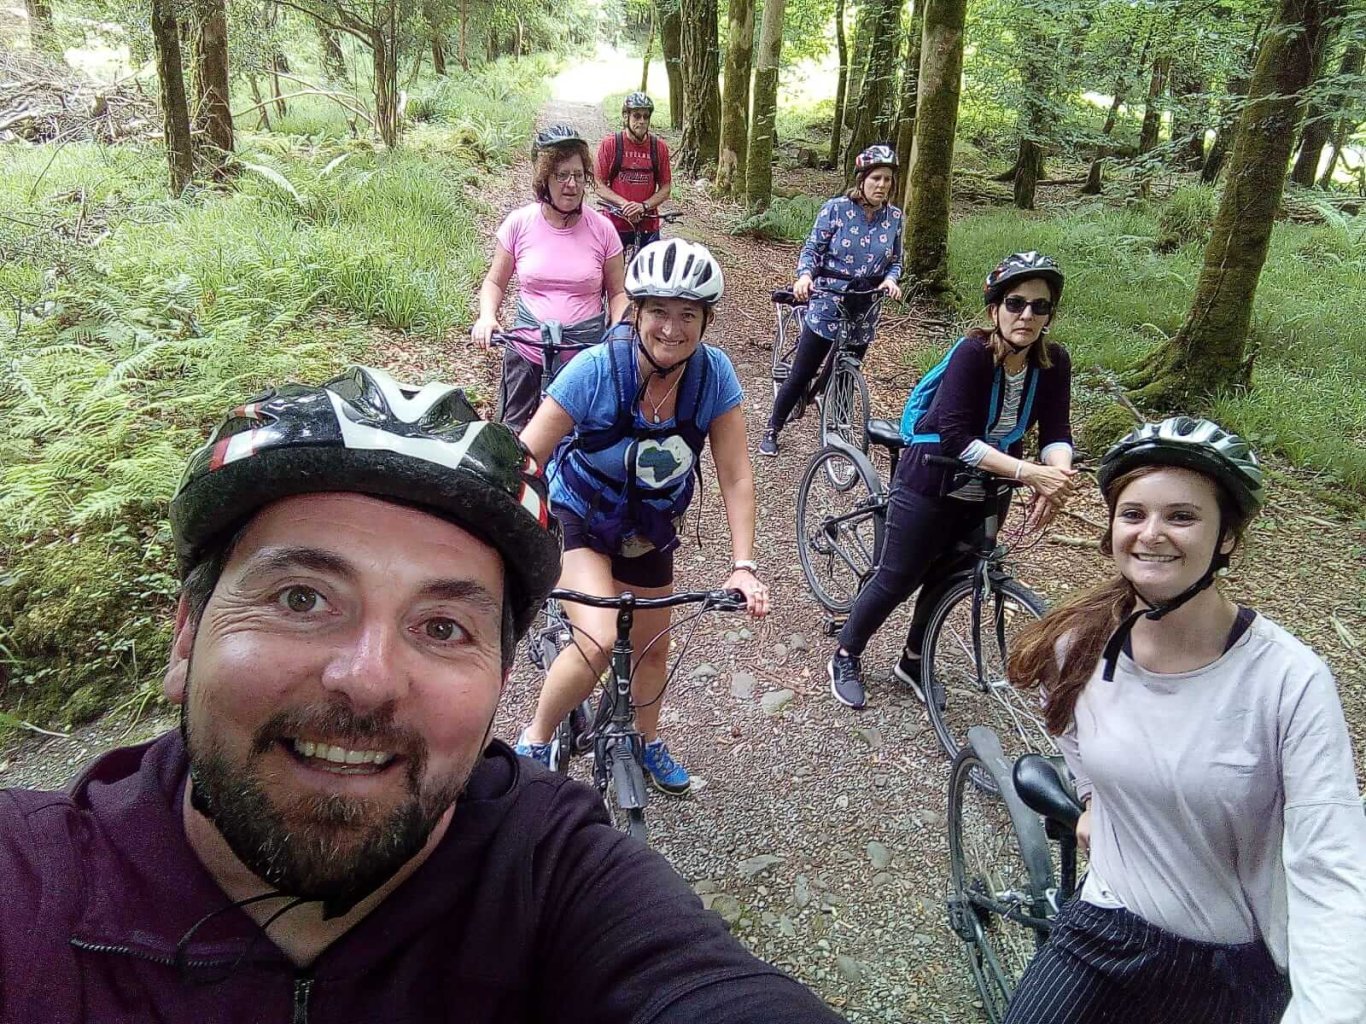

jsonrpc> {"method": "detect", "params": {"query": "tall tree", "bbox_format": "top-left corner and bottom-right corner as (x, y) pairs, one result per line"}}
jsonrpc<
(658, 0), (685, 128)
(1169, 66), (1209, 170)
(679, 0), (721, 171)
(1138, 55), (1170, 153)
(717, 0), (755, 194)
(828, 0), (849, 167)
(191, 0), (234, 170)
(1129, 0), (1345, 408)
(745, 0), (787, 211)
(1319, 42), (1364, 187)
(1200, 22), (1263, 184)
(892, 0), (924, 173)
(1083, 27), (1147, 195)
(1011, 22), (1057, 210)
(843, 1), (877, 131)
(318, 23), (347, 78)
(1290, 100), (1332, 185)
(842, 0), (901, 176)
(903, 0), (966, 291)
(151, 0), (194, 195)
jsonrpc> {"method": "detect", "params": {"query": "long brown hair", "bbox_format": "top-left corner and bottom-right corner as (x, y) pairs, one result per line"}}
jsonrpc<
(1008, 464), (1251, 734)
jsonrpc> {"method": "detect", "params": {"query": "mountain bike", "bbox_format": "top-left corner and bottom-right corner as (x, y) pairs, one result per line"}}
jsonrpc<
(947, 725), (1085, 1023)
(769, 283), (881, 488)
(597, 202), (683, 266)
(490, 320), (598, 392)
(794, 422), (1051, 768)
(526, 587), (748, 843)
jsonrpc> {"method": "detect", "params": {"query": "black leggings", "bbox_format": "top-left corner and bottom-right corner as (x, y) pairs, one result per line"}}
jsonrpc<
(768, 324), (868, 433)
(837, 456), (1004, 657)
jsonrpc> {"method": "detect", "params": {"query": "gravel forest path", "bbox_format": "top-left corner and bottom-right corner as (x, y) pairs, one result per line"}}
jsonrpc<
(4, 62), (1365, 1024)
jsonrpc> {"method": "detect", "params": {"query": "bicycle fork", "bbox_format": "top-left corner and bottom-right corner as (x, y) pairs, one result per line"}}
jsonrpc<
(596, 605), (649, 812)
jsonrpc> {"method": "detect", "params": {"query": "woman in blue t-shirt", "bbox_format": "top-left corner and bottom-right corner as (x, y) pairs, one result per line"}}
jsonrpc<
(515, 239), (770, 795)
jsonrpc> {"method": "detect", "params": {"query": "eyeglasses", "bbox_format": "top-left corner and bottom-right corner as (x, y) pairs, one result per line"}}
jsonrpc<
(554, 171), (586, 184)
(1002, 295), (1054, 316)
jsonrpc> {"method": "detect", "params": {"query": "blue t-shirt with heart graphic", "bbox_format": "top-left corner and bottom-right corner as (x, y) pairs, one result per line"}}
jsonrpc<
(545, 340), (744, 551)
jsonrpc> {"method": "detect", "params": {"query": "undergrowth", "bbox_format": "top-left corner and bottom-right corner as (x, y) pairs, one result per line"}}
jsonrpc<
(0, 58), (546, 727)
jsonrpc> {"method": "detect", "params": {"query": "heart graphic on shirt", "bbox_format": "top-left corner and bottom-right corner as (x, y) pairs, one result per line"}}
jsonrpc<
(632, 435), (694, 488)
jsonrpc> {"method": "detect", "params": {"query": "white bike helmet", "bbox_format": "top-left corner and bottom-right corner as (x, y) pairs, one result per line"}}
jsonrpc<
(626, 239), (725, 307)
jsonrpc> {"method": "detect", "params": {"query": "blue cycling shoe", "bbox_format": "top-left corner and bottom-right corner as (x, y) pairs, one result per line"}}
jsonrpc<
(642, 739), (691, 795)
(514, 729), (553, 769)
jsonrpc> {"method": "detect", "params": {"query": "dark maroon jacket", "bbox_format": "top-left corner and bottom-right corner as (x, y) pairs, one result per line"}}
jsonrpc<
(0, 733), (844, 1024)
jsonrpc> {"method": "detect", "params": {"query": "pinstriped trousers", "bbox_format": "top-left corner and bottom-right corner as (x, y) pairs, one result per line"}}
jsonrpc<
(1004, 898), (1291, 1024)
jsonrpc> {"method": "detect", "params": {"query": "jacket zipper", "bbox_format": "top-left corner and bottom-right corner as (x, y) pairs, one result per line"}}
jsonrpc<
(292, 975), (313, 1024)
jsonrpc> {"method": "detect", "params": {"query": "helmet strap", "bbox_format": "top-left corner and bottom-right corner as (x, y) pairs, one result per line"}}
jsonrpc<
(991, 326), (1033, 354)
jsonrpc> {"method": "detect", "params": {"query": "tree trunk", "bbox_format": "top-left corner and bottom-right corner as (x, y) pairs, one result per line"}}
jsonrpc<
(1081, 158), (1104, 194)
(1318, 42), (1363, 187)
(319, 24), (346, 79)
(641, 8), (655, 91)
(459, 0), (469, 71)
(1138, 56), (1169, 154)
(1170, 68), (1208, 169)
(248, 75), (272, 130)
(151, 0), (194, 195)
(1290, 101), (1331, 186)
(191, 0), (233, 171)
(827, 0), (848, 167)
(844, 2), (876, 131)
(1131, 0), (1344, 408)
(432, 35), (447, 75)
(904, 0), (967, 291)
(24, 0), (55, 51)
(679, 0), (722, 172)
(1012, 24), (1054, 209)
(745, 0), (786, 211)
(843, 0), (902, 177)
(717, 0), (754, 194)
(1013, 138), (1043, 209)
(658, 0), (685, 129)
(892, 0), (924, 173)
(373, 29), (399, 147)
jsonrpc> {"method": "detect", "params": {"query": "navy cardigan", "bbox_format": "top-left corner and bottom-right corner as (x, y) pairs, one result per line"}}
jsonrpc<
(901, 333), (1073, 498)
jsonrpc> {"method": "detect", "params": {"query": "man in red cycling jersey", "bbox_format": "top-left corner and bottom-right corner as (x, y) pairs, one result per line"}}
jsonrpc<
(595, 92), (673, 252)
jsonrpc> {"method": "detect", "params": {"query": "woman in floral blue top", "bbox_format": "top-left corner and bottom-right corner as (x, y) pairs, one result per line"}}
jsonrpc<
(760, 144), (904, 457)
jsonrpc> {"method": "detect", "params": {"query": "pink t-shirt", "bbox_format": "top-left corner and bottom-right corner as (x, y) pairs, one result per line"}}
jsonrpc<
(495, 203), (623, 365)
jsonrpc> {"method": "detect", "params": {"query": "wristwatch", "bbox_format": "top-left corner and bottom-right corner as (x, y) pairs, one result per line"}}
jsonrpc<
(732, 560), (759, 575)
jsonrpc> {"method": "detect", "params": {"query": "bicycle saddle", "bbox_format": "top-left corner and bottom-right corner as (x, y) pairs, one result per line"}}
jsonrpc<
(1013, 754), (1084, 831)
(772, 288), (807, 306)
(866, 418), (907, 450)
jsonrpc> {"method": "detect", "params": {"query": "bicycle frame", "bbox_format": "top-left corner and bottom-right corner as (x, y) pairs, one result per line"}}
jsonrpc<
(804, 286), (883, 405)
(597, 203), (683, 265)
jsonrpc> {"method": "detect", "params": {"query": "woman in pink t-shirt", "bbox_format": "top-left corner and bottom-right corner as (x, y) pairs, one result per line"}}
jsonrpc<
(472, 124), (628, 431)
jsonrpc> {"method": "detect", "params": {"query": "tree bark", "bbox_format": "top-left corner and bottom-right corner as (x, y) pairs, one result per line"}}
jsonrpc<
(1084, 30), (1144, 195)
(844, 2), (876, 131)
(1013, 138), (1043, 209)
(1290, 101), (1331, 186)
(1138, 56), (1169, 154)
(191, 0), (233, 170)
(319, 23), (346, 79)
(432, 35), (447, 75)
(459, 0), (469, 71)
(641, 8), (655, 91)
(1319, 43), (1364, 187)
(1081, 158), (1104, 194)
(745, 0), (786, 211)
(679, 0), (722, 172)
(843, 0), (902, 177)
(151, 0), (194, 195)
(892, 0), (924, 174)
(827, 0), (848, 167)
(717, 0), (754, 194)
(658, 0), (685, 129)
(1131, 0), (1344, 408)
(1170, 68), (1208, 169)
(904, 0), (967, 291)
(1011, 23), (1054, 209)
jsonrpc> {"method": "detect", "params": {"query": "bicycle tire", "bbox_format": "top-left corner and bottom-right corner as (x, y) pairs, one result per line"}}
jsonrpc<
(771, 304), (803, 402)
(947, 746), (1048, 1023)
(795, 445), (884, 614)
(923, 577), (1053, 774)
(604, 743), (649, 843)
(819, 361), (870, 488)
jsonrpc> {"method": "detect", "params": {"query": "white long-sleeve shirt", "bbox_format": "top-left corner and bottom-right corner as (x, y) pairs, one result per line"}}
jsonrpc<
(1058, 613), (1366, 1024)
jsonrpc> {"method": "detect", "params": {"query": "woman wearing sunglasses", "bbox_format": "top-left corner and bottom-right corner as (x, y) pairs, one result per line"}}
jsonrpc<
(472, 123), (629, 430)
(826, 251), (1079, 710)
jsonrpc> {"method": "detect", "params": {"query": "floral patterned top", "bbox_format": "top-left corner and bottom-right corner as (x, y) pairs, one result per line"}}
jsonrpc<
(795, 197), (903, 344)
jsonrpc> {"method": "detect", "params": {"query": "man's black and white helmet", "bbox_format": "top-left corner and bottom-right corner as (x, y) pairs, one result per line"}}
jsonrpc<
(1098, 416), (1265, 517)
(622, 92), (654, 114)
(170, 366), (562, 637)
(626, 239), (725, 306)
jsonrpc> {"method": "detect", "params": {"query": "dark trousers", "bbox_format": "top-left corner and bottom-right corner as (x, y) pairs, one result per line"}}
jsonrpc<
(837, 457), (1001, 657)
(495, 345), (543, 434)
(769, 324), (837, 433)
(1004, 899), (1291, 1024)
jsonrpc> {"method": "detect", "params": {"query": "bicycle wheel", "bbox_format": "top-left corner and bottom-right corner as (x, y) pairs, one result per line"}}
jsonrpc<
(947, 746), (1047, 1023)
(924, 577), (1053, 772)
(795, 446), (884, 614)
(771, 304), (802, 400)
(603, 740), (649, 843)
(819, 360), (871, 487)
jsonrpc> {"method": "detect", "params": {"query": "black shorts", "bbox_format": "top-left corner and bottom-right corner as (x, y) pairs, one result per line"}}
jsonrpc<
(495, 345), (543, 433)
(556, 510), (675, 589)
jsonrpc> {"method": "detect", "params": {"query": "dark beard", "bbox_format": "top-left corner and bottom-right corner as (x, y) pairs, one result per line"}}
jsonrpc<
(183, 691), (469, 915)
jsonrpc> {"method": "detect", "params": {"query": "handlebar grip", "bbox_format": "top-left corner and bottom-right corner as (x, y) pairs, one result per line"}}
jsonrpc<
(709, 588), (749, 612)
(924, 455), (963, 468)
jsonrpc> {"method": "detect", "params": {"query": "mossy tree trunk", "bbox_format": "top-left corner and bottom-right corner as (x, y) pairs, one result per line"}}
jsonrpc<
(1012, 24), (1054, 210)
(1290, 102), (1331, 186)
(843, 0), (901, 178)
(191, 0), (234, 173)
(152, 0), (194, 196)
(717, 0), (754, 194)
(1129, 0), (1344, 408)
(1138, 55), (1169, 154)
(843, 2), (876, 132)
(892, 0), (924, 172)
(745, 0), (786, 211)
(1319, 43), (1364, 187)
(679, 0), (721, 173)
(903, 0), (966, 292)
(658, 0), (685, 129)
(827, 0), (849, 167)
(641, 9), (655, 90)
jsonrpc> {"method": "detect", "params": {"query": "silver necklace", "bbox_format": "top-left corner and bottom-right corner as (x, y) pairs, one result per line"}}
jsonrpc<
(642, 372), (683, 423)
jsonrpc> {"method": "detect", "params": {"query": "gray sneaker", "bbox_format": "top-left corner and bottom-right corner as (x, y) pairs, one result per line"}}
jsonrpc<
(758, 429), (779, 457)
(828, 651), (867, 709)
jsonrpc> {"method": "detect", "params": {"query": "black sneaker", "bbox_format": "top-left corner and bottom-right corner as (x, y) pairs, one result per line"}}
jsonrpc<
(894, 650), (945, 711)
(828, 651), (867, 709)
(758, 429), (779, 457)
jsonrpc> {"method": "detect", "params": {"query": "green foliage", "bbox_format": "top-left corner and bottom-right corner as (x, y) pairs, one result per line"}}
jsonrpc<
(1155, 184), (1217, 252)
(948, 206), (1366, 490)
(730, 193), (825, 240)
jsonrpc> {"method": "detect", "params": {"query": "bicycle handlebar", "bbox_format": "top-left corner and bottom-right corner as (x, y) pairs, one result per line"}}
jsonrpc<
(488, 330), (598, 355)
(598, 202), (684, 224)
(551, 587), (748, 612)
(925, 454), (1028, 488)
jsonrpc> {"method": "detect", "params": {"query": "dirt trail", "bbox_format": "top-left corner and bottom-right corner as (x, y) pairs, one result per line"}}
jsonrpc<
(4, 72), (1364, 1024)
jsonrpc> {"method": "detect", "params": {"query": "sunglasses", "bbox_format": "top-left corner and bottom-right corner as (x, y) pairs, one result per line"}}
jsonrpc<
(1001, 295), (1054, 316)
(554, 171), (586, 184)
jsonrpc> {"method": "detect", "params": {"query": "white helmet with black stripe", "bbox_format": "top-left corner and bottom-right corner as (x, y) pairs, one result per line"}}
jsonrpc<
(626, 239), (725, 307)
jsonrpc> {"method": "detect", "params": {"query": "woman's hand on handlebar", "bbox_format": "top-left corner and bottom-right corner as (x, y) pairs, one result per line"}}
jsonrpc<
(792, 274), (813, 303)
(878, 277), (903, 302)
(471, 315), (500, 350)
(1021, 462), (1078, 503)
(723, 569), (771, 619)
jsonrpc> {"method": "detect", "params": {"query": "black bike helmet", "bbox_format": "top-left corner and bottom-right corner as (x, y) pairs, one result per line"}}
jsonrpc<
(622, 92), (654, 114)
(170, 366), (562, 638)
(854, 144), (898, 174)
(983, 251), (1065, 306)
(531, 123), (585, 157)
(1095, 416), (1265, 680)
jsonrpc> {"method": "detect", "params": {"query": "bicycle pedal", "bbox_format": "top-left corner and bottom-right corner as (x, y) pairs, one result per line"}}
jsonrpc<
(821, 615), (847, 637)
